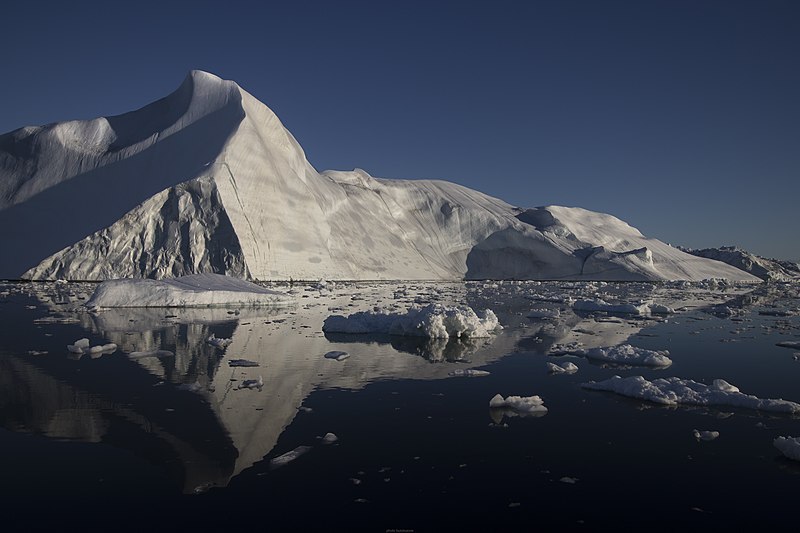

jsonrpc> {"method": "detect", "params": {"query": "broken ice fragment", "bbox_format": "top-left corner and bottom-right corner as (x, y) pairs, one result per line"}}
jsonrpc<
(324, 350), (350, 361)
(693, 429), (720, 441)
(270, 445), (312, 469)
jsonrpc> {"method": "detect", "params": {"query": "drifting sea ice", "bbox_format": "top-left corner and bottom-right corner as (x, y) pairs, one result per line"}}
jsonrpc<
(321, 433), (339, 444)
(773, 436), (800, 461)
(322, 303), (501, 339)
(776, 341), (800, 349)
(206, 334), (232, 349)
(693, 430), (720, 441)
(583, 344), (672, 367)
(489, 394), (548, 415)
(270, 446), (312, 469)
(324, 350), (350, 361)
(572, 299), (674, 315)
(85, 273), (294, 308)
(583, 376), (800, 413)
(526, 308), (560, 319)
(448, 369), (491, 377)
(547, 361), (579, 374)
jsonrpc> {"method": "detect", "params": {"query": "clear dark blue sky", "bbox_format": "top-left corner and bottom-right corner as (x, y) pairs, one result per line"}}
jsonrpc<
(2, 0), (798, 259)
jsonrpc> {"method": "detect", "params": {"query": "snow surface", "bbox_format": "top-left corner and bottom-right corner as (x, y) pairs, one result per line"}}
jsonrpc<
(85, 273), (293, 308)
(774, 436), (800, 461)
(0, 70), (760, 282)
(583, 376), (800, 413)
(322, 303), (501, 339)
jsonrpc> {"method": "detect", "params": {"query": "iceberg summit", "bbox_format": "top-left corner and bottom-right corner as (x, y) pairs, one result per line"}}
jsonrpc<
(0, 70), (759, 282)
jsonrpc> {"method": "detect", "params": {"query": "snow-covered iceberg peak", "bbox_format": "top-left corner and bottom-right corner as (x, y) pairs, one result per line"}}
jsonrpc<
(0, 70), (762, 282)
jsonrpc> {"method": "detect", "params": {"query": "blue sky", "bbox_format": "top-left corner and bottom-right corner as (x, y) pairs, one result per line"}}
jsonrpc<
(2, 0), (798, 259)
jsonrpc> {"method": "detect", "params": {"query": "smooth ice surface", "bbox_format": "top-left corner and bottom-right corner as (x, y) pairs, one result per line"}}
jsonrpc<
(489, 394), (548, 414)
(0, 71), (761, 282)
(583, 344), (672, 367)
(322, 303), (501, 339)
(774, 436), (800, 461)
(85, 274), (294, 308)
(583, 376), (800, 413)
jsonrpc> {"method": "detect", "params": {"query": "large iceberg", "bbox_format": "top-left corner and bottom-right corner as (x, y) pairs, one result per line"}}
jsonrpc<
(0, 70), (760, 283)
(85, 273), (293, 308)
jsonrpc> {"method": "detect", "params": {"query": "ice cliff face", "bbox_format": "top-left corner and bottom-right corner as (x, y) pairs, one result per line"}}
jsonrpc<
(0, 70), (760, 282)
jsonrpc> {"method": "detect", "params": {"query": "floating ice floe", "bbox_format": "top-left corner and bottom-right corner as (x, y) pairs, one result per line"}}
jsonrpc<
(85, 273), (294, 309)
(322, 303), (501, 339)
(572, 299), (674, 316)
(27, 350), (48, 356)
(547, 361), (579, 374)
(776, 341), (800, 349)
(270, 445), (312, 469)
(583, 344), (672, 367)
(228, 359), (259, 367)
(583, 376), (800, 413)
(526, 308), (560, 319)
(321, 432), (338, 444)
(489, 394), (548, 415)
(324, 350), (350, 361)
(693, 429), (720, 441)
(448, 369), (491, 377)
(206, 334), (232, 349)
(238, 376), (264, 390)
(774, 436), (800, 461)
(66, 338), (117, 356)
(127, 349), (175, 359)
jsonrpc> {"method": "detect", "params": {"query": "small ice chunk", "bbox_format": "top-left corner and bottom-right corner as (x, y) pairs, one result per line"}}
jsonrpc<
(67, 338), (90, 354)
(547, 362), (579, 374)
(239, 376), (264, 390)
(27, 350), (48, 356)
(583, 344), (672, 367)
(489, 394), (548, 414)
(324, 350), (350, 361)
(526, 308), (560, 319)
(207, 335), (232, 349)
(128, 350), (175, 359)
(693, 429), (720, 441)
(774, 436), (800, 461)
(776, 341), (800, 349)
(101, 343), (117, 353)
(270, 445), (312, 469)
(73, 338), (90, 349)
(228, 359), (259, 367)
(559, 477), (578, 484)
(583, 375), (800, 413)
(448, 369), (490, 377)
(321, 432), (338, 444)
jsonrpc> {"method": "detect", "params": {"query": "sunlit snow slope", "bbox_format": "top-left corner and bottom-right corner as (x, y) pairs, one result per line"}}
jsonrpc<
(0, 71), (758, 282)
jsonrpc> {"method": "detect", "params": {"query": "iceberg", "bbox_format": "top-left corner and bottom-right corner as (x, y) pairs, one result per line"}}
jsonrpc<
(85, 273), (293, 308)
(774, 436), (800, 461)
(0, 70), (761, 283)
(322, 303), (501, 339)
(583, 376), (800, 413)
(582, 344), (672, 367)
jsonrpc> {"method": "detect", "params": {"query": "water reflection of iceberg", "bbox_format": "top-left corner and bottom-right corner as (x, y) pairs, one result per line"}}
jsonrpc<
(323, 332), (484, 362)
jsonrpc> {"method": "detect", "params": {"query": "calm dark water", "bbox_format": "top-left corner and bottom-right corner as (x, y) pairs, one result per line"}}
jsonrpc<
(1, 281), (798, 531)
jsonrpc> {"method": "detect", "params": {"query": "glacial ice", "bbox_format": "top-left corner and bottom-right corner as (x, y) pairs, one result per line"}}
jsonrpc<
(85, 274), (294, 308)
(583, 376), (800, 413)
(322, 303), (501, 339)
(774, 436), (800, 461)
(449, 369), (491, 377)
(270, 446), (312, 469)
(547, 361), (579, 374)
(572, 299), (674, 316)
(489, 394), (548, 415)
(693, 429), (720, 441)
(583, 344), (672, 367)
(2, 70), (762, 283)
